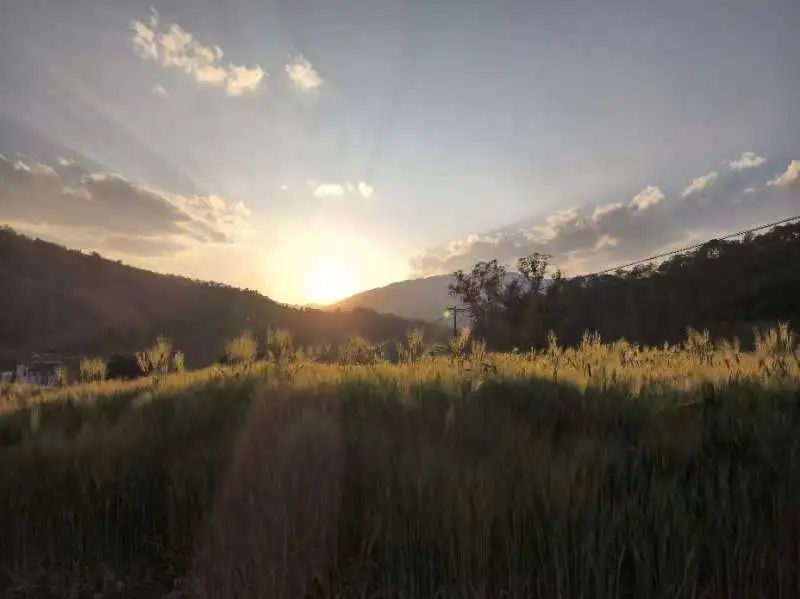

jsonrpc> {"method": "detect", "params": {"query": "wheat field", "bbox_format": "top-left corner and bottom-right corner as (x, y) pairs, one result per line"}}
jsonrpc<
(1, 326), (799, 598)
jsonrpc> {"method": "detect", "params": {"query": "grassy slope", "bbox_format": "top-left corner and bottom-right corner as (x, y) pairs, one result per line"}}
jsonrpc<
(1, 331), (799, 597)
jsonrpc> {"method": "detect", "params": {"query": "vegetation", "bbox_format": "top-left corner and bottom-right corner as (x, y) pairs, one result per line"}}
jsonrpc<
(224, 331), (258, 365)
(450, 222), (800, 349)
(1, 325), (799, 597)
(78, 357), (107, 383)
(136, 336), (176, 376)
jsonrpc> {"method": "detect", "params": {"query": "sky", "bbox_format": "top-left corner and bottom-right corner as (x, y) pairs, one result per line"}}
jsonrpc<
(0, 0), (798, 305)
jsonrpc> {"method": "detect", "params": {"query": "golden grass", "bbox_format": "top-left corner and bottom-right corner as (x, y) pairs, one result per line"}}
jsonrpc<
(1, 328), (799, 597)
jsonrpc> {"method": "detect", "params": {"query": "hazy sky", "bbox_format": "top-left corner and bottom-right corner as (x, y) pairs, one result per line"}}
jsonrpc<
(1, 0), (798, 304)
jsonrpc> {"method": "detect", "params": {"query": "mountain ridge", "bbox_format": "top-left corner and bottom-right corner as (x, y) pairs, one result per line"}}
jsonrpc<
(0, 226), (443, 366)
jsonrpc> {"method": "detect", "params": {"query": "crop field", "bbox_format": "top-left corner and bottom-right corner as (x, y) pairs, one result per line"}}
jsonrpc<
(1, 326), (799, 598)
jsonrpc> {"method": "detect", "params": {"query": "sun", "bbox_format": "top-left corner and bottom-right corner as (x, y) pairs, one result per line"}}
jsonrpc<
(307, 259), (358, 304)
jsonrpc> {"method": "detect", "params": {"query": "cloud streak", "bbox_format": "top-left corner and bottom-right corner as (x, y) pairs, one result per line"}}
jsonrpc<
(681, 171), (718, 199)
(131, 10), (265, 96)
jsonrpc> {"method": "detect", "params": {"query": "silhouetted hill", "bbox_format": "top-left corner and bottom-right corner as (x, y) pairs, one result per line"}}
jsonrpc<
(332, 273), (528, 323)
(0, 227), (443, 366)
(332, 275), (454, 323)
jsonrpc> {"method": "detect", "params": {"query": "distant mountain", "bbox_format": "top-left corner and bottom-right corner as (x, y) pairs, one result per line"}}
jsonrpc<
(331, 275), (456, 324)
(0, 226), (444, 367)
(332, 273), (534, 323)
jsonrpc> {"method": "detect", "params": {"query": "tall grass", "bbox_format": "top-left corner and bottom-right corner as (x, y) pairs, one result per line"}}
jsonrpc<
(0, 327), (798, 597)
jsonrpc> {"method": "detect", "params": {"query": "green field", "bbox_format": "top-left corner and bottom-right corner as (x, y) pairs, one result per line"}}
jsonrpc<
(1, 327), (799, 598)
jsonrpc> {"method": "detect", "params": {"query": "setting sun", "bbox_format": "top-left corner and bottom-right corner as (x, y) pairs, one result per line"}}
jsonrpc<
(306, 259), (358, 304)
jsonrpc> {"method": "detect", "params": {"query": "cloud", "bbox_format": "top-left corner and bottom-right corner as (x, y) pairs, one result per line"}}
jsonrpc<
(311, 180), (375, 199)
(0, 155), (249, 256)
(313, 183), (345, 198)
(729, 151), (766, 170)
(766, 160), (800, 187)
(681, 171), (718, 199)
(629, 185), (665, 212)
(357, 181), (374, 198)
(131, 10), (265, 96)
(592, 201), (624, 222)
(152, 83), (168, 96)
(285, 56), (324, 91)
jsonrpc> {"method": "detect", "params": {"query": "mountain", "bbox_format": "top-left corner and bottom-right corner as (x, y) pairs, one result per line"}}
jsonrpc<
(332, 272), (529, 323)
(0, 226), (443, 367)
(332, 275), (455, 324)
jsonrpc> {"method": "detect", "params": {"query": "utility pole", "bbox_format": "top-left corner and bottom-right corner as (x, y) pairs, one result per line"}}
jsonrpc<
(444, 305), (468, 337)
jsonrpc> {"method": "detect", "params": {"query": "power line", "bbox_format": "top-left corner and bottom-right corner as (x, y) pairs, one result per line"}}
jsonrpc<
(578, 214), (800, 278)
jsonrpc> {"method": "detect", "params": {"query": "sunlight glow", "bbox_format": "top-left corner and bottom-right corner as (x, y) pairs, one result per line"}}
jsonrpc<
(306, 259), (358, 304)
(261, 223), (410, 305)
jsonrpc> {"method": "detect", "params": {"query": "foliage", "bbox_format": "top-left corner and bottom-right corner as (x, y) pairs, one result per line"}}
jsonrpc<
(448, 327), (472, 361)
(78, 357), (106, 383)
(449, 223), (800, 350)
(265, 327), (295, 365)
(337, 336), (383, 365)
(224, 331), (258, 365)
(397, 328), (425, 363)
(136, 336), (174, 375)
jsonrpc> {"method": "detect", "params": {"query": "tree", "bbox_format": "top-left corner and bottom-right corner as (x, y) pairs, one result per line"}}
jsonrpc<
(449, 253), (551, 349)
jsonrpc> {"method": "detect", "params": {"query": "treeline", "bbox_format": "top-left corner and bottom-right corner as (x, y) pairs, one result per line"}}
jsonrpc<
(450, 222), (800, 349)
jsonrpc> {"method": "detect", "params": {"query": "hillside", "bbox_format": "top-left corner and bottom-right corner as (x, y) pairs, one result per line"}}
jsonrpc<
(0, 226), (442, 366)
(332, 273), (526, 323)
(332, 275), (454, 323)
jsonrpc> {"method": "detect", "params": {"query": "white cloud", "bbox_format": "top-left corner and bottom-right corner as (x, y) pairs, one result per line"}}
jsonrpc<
(743, 187), (757, 195)
(357, 181), (374, 198)
(131, 11), (265, 96)
(0, 155), (250, 255)
(152, 83), (168, 96)
(313, 183), (345, 198)
(767, 160), (800, 187)
(311, 180), (374, 199)
(681, 170), (718, 199)
(729, 151), (766, 171)
(285, 56), (323, 91)
(629, 185), (664, 212)
(592, 201), (624, 222)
